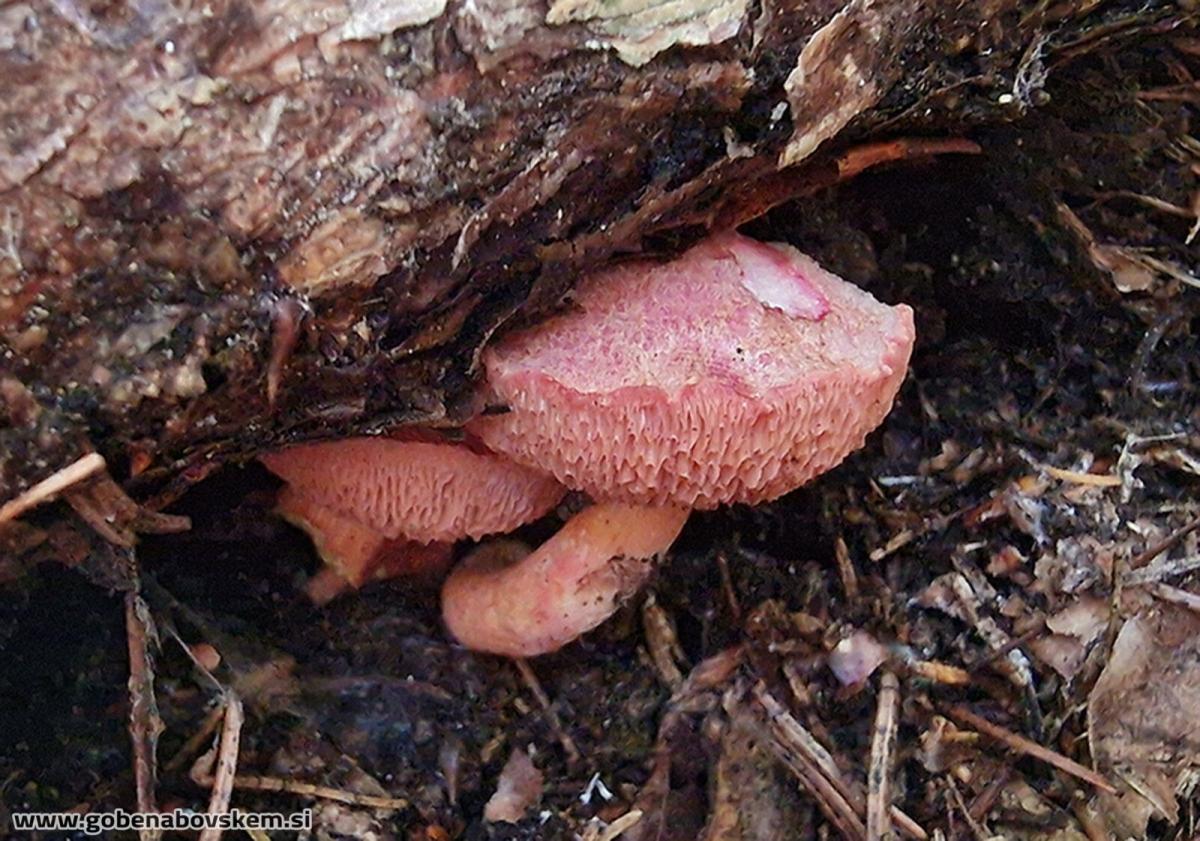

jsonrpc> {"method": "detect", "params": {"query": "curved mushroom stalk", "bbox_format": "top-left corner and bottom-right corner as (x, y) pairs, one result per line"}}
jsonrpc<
(442, 504), (689, 657)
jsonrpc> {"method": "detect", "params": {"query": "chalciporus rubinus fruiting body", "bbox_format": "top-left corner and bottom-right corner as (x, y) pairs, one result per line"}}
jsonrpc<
(263, 230), (916, 656)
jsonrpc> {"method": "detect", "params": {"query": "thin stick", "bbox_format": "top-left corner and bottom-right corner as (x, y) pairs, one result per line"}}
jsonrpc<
(755, 685), (866, 840)
(1129, 518), (1200, 569)
(514, 658), (581, 764)
(946, 706), (1116, 794)
(1042, 466), (1122, 487)
(835, 137), (983, 181)
(754, 683), (926, 840)
(0, 453), (106, 524)
(867, 673), (899, 841)
(125, 591), (162, 841)
(194, 773), (408, 810)
(164, 704), (226, 772)
(199, 694), (244, 841)
(890, 808), (927, 840)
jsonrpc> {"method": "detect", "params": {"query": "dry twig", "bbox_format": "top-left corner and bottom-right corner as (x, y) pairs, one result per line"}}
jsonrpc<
(753, 683), (927, 840)
(0, 452), (106, 524)
(835, 536), (860, 600)
(194, 772), (409, 811)
(1129, 517), (1200, 569)
(199, 693), (244, 841)
(945, 706), (1116, 794)
(1150, 582), (1200, 613)
(125, 591), (163, 841)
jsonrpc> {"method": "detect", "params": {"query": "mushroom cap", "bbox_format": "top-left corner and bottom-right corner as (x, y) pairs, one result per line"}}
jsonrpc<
(470, 231), (915, 509)
(276, 485), (453, 601)
(261, 436), (566, 543)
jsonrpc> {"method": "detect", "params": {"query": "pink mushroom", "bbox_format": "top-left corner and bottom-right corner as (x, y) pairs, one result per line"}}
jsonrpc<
(261, 433), (565, 599)
(443, 231), (914, 655)
(468, 231), (915, 509)
(274, 486), (453, 604)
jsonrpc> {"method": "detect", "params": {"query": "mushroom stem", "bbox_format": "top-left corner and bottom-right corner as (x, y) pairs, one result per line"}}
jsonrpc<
(441, 503), (689, 657)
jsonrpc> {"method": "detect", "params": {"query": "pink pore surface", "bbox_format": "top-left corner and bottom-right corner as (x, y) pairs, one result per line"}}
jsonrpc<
(470, 231), (916, 509)
(261, 436), (566, 543)
(442, 504), (689, 657)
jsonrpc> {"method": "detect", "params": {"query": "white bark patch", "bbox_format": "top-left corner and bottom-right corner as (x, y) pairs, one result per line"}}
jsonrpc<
(334, 0), (448, 43)
(779, 0), (918, 168)
(546, 0), (747, 66)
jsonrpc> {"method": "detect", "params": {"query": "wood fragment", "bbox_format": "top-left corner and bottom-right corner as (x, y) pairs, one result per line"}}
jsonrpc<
(756, 692), (867, 840)
(125, 590), (163, 841)
(944, 775), (990, 841)
(715, 551), (743, 621)
(905, 659), (971, 685)
(870, 530), (913, 562)
(1150, 582), (1200, 613)
(835, 536), (860, 600)
(966, 765), (1011, 823)
(0, 453), (106, 525)
(642, 593), (686, 690)
(867, 672), (899, 841)
(597, 809), (644, 841)
(945, 705), (1116, 794)
(199, 693), (244, 841)
(514, 658), (581, 764)
(889, 808), (927, 841)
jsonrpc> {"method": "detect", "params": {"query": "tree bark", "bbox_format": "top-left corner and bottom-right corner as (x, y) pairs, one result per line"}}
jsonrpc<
(0, 0), (1178, 507)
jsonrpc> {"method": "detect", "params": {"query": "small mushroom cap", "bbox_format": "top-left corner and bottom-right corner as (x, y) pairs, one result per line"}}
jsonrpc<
(442, 503), (689, 657)
(261, 436), (566, 543)
(277, 486), (453, 603)
(470, 231), (915, 509)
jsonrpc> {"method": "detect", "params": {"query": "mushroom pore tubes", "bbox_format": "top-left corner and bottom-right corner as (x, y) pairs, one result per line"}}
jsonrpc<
(262, 230), (915, 656)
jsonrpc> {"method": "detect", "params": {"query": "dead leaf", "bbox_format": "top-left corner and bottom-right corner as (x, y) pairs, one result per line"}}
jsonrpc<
(484, 748), (544, 823)
(1088, 607), (1200, 835)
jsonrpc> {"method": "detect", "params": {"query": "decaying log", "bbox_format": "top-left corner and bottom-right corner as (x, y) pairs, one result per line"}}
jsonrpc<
(0, 0), (1182, 508)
